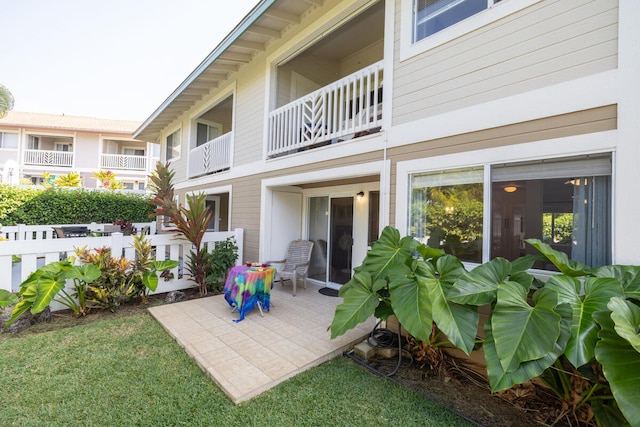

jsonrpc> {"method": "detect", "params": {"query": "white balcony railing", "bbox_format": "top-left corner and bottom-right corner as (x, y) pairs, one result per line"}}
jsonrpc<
(267, 60), (384, 158)
(101, 154), (147, 171)
(189, 131), (233, 178)
(23, 149), (73, 167)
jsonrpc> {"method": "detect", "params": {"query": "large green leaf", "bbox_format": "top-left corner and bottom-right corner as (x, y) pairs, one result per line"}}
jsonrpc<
(151, 260), (180, 271)
(426, 256), (477, 354)
(546, 276), (623, 367)
(31, 274), (66, 314)
(594, 309), (640, 427)
(356, 226), (417, 282)
(330, 271), (384, 339)
(593, 265), (640, 301)
(525, 238), (590, 277)
(64, 263), (101, 283)
(608, 297), (640, 353)
(142, 272), (159, 292)
(448, 257), (511, 306)
(388, 263), (433, 345)
(510, 254), (542, 273)
(0, 289), (18, 307)
(492, 285), (562, 373)
(5, 284), (38, 327)
(484, 303), (572, 392)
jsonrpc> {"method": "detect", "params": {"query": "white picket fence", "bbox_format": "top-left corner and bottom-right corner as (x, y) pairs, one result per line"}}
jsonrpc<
(0, 226), (244, 311)
(0, 222), (157, 241)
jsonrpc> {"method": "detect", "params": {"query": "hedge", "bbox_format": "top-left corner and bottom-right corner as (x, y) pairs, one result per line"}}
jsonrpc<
(0, 185), (155, 225)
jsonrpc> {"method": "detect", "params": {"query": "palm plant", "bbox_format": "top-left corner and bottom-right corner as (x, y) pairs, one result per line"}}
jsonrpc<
(54, 172), (82, 187)
(93, 170), (125, 190)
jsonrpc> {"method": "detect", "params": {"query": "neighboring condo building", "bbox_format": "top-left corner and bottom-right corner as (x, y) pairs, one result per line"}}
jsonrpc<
(0, 111), (159, 190)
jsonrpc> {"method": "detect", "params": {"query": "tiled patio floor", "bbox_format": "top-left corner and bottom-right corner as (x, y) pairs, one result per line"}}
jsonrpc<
(148, 282), (375, 404)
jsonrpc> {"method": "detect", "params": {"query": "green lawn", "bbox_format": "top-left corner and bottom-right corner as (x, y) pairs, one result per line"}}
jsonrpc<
(0, 313), (473, 426)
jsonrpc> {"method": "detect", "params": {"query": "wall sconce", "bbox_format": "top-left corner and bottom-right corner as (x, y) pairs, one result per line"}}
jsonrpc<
(503, 185), (517, 193)
(356, 191), (365, 201)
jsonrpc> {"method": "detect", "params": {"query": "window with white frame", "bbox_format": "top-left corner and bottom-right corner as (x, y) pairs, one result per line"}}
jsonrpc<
(166, 129), (181, 161)
(55, 142), (72, 152)
(408, 154), (612, 270)
(409, 167), (485, 263)
(402, 0), (540, 61)
(413, 0), (500, 42)
(28, 135), (39, 150)
(0, 132), (18, 149)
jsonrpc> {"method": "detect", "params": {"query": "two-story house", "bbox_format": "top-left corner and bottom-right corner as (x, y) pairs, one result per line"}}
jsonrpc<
(135, 0), (638, 291)
(0, 112), (159, 189)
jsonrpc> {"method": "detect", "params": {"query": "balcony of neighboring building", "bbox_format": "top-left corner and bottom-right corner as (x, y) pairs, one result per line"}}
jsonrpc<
(100, 139), (151, 172)
(267, 1), (384, 159)
(23, 135), (74, 167)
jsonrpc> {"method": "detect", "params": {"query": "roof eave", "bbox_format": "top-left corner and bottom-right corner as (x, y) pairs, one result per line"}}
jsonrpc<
(134, 0), (278, 141)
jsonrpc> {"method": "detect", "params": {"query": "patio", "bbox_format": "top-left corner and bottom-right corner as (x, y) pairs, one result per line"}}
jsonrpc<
(148, 281), (375, 404)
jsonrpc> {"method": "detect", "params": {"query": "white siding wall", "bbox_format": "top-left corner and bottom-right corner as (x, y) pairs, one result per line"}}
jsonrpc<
(393, 0), (619, 125)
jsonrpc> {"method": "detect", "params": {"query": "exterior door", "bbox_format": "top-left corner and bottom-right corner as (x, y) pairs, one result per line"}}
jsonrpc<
(205, 196), (221, 231)
(308, 196), (354, 288)
(329, 197), (354, 286)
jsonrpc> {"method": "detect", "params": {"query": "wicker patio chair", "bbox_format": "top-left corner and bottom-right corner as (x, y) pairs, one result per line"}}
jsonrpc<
(267, 239), (314, 296)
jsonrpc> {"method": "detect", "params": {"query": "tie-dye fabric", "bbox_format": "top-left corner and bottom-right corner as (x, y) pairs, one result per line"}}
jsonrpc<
(224, 265), (276, 322)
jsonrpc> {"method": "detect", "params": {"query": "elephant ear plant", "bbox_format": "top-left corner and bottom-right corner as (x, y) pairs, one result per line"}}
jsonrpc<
(330, 226), (640, 426)
(0, 289), (18, 308)
(4, 234), (178, 328)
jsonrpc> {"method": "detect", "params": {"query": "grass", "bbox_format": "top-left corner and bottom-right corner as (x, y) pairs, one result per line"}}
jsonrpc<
(0, 313), (473, 427)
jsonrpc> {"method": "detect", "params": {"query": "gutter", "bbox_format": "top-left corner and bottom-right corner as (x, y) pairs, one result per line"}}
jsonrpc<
(133, 0), (278, 139)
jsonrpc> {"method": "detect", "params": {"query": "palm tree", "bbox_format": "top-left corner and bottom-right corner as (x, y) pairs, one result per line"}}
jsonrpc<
(0, 84), (15, 118)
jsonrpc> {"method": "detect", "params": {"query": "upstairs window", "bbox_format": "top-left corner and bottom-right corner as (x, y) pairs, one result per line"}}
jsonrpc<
(166, 129), (181, 161)
(28, 135), (39, 150)
(196, 122), (220, 147)
(414, 0), (502, 42)
(0, 132), (18, 149)
(124, 148), (145, 156)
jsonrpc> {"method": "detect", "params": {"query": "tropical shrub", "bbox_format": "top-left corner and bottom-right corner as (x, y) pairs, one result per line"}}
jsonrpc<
(330, 226), (640, 426)
(4, 236), (178, 325)
(0, 187), (154, 225)
(204, 237), (239, 293)
(148, 162), (213, 295)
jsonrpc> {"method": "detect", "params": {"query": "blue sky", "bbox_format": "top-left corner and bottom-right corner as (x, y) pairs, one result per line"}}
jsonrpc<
(1, 0), (257, 121)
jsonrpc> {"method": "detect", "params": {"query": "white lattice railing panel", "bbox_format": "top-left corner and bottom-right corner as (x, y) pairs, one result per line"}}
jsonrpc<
(268, 61), (383, 158)
(100, 154), (147, 171)
(23, 149), (74, 167)
(189, 131), (233, 178)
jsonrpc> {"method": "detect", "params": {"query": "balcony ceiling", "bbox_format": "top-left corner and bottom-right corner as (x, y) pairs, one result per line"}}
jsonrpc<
(135, 0), (328, 142)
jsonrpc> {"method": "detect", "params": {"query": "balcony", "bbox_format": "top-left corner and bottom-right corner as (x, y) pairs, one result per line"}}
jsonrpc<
(189, 131), (233, 178)
(267, 61), (383, 158)
(23, 149), (73, 167)
(100, 154), (147, 171)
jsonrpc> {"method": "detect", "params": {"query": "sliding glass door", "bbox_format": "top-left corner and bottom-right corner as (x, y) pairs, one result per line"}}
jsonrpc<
(307, 195), (355, 287)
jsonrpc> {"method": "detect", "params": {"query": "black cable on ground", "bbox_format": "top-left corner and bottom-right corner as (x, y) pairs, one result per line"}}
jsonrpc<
(365, 319), (412, 376)
(343, 319), (483, 427)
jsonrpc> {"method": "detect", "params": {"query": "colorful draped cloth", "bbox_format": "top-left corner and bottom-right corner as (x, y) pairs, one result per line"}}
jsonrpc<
(224, 265), (276, 322)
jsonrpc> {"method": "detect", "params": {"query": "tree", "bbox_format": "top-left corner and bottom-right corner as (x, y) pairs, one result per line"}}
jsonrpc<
(0, 84), (15, 118)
